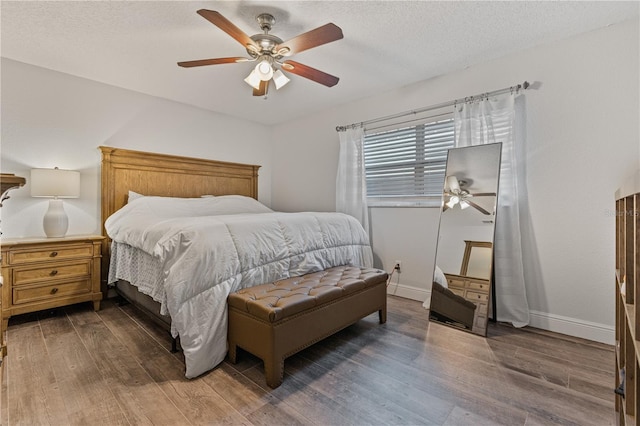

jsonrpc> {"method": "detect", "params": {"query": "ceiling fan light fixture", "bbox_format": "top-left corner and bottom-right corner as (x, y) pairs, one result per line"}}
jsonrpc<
(255, 59), (274, 81)
(446, 196), (459, 209)
(273, 69), (290, 89)
(459, 200), (470, 209)
(244, 69), (261, 90)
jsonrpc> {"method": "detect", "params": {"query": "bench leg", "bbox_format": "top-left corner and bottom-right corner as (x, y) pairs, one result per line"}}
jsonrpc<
(379, 307), (387, 324)
(228, 342), (237, 364)
(264, 356), (284, 389)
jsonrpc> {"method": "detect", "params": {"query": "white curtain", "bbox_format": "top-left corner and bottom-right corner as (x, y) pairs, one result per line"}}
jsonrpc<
(336, 126), (369, 234)
(454, 94), (530, 327)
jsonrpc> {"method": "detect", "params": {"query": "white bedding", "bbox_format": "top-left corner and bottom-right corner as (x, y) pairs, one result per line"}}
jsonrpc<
(105, 195), (373, 378)
(434, 265), (448, 288)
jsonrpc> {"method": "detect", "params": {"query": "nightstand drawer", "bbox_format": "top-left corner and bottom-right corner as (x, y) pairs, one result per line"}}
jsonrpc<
(13, 261), (91, 286)
(13, 279), (92, 305)
(447, 277), (465, 288)
(9, 244), (94, 265)
(466, 291), (489, 303)
(468, 281), (489, 292)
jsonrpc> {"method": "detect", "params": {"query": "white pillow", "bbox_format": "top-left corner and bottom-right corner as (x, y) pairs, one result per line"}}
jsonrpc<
(129, 192), (218, 202)
(207, 195), (273, 214)
(119, 194), (272, 218)
(128, 190), (145, 202)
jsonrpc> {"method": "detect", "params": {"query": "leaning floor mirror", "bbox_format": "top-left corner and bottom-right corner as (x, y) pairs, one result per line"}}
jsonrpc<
(429, 143), (502, 336)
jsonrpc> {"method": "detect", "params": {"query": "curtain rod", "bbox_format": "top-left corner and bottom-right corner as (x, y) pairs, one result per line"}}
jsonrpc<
(335, 81), (530, 132)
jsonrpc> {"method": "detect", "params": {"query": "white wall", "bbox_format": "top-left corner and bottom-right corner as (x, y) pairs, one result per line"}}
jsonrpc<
(271, 19), (640, 343)
(0, 58), (273, 238)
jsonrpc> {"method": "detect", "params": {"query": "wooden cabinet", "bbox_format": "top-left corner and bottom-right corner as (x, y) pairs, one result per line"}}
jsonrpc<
(1, 235), (104, 354)
(615, 171), (640, 425)
(444, 272), (490, 334)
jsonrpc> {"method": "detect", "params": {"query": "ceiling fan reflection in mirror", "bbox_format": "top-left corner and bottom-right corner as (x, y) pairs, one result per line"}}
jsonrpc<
(178, 10), (343, 98)
(443, 175), (496, 215)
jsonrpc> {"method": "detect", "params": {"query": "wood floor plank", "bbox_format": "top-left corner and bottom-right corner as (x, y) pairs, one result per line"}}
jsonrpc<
(568, 368), (615, 403)
(291, 344), (454, 425)
(300, 333), (527, 425)
(245, 400), (309, 426)
(97, 302), (248, 425)
(115, 301), (179, 356)
(443, 405), (502, 426)
(241, 353), (376, 425)
(201, 362), (276, 417)
(0, 357), (9, 425)
(38, 311), (129, 425)
(489, 325), (613, 374)
(3, 295), (615, 426)
(5, 324), (68, 425)
(66, 305), (190, 425)
(1, 356), (7, 426)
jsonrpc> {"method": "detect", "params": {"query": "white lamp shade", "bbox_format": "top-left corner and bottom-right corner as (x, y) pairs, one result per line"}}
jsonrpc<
(30, 168), (80, 198)
(244, 69), (261, 90)
(255, 59), (274, 81)
(273, 70), (290, 90)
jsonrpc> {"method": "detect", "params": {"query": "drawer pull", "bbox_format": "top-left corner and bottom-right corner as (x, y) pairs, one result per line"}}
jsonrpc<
(50, 270), (58, 276)
(50, 288), (58, 294)
(50, 251), (58, 258)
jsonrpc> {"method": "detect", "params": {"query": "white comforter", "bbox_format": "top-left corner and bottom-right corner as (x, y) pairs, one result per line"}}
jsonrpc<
(105, 196), (373, 378)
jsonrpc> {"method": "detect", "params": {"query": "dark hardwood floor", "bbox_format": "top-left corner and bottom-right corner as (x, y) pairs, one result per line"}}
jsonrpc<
(2, 296), (614, 425)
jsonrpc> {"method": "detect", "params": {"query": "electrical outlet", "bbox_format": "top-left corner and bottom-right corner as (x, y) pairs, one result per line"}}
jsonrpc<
(394, 260), (402, 271)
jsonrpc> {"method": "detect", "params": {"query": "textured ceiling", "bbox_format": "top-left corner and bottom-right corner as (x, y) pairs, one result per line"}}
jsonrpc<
(2, 1), (638, 126)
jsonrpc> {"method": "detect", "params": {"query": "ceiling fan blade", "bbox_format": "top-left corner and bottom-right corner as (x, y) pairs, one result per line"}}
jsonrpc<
(197, 9), (257, 50)
(465, 200), (492, 215)
(282, 60), (339, 87)
(177, 57), (248, 68)
(253, 80), (268, 97)
(276, 23), (343, 56)
(469, 192), (497, 197)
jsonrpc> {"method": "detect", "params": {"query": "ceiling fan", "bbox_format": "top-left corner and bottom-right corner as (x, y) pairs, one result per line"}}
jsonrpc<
(442, 175), (496, 215)
(178, 10), (343, 97)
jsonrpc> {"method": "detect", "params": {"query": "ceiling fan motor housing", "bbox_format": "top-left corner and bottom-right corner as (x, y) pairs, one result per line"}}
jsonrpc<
(247, 13), (288, 59)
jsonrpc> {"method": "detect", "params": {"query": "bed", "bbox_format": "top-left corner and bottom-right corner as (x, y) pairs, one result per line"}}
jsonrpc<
(99, 146), (373, 378)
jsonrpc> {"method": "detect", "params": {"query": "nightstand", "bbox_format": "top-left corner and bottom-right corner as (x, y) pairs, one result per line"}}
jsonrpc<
(444, 272), (491, 334)
(0, 235), (104, 354)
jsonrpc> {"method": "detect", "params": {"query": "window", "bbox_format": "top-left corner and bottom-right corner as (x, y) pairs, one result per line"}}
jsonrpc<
(363, 116), (454, 206)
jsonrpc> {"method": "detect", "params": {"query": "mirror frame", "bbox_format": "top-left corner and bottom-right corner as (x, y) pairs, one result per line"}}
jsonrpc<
(428, 143), (502, 337)
(460, 240), (493, 278)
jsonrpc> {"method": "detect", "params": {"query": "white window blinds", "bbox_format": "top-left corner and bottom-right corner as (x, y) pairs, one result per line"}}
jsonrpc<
(364, 117), (454, 205)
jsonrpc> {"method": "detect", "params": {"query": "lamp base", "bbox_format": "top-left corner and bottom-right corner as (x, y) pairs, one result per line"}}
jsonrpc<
(43, 199), (69, 238)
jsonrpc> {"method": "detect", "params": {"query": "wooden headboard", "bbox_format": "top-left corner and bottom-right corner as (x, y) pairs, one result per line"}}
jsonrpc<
(99, 146), (260, 286)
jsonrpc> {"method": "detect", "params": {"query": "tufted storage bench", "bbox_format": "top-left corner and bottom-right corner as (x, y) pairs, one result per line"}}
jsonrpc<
(227, 265), (388, 388)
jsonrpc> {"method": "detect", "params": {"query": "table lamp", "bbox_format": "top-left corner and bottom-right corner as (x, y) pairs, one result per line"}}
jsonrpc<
(30, 167), (80, 238)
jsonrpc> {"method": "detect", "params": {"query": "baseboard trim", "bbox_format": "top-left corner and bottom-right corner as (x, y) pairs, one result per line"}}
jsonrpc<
(386, 282), (429, 303)
(528, 310), (615, 345)
(385, 282), (615, 344)
(384, 283), (615, 345)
